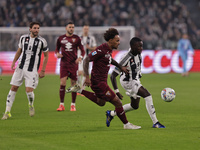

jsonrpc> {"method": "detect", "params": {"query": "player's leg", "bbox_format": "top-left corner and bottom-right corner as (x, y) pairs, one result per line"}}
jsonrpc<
(2, 85), (19, 120)
(137, 86), (165, 128)
(26, 87), (35, 117)
(2, 69), (23, 120)
(110, 96), (141, 129)
(57, 76), (67, 111)
(70, 79), (77, 111)
(24, 71), (39, 116)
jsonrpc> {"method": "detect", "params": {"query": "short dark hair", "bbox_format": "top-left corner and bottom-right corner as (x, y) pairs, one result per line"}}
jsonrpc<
(130, 37), (142, 46)
(66, 21), (74, 26)
(29, 22), (40, 28)
(104, 28), (119, 41)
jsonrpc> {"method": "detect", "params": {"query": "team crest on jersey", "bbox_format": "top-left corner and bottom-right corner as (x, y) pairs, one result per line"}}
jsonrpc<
(92, 51), (97, 56)
(106, 91), (111, 96)
(25, 38), (29, 44)
(72, 38), (76, 42)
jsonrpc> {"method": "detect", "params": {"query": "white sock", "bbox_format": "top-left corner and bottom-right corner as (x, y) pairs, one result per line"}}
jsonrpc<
(71, 102), (75, 106)
(60, 103), (64, 106)
(5, 90), (16, 112)
(111, 103), (134, 116)
(26, 92), (35, 106)
(145, 95), (158, 124)
(77, 75), (82, 86)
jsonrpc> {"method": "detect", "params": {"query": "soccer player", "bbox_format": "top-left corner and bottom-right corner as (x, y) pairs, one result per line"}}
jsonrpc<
(2, 21), (49, 120)
(77, 25), (97, 89)
(55, 22), (85, 112)
(177, 33), (194, 77)
(106, 37), (165, 128)
(66, 28), (141, 129)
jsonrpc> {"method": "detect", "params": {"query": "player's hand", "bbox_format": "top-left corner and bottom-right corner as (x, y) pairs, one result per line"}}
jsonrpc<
(116, 92), (123, 100)
(11, 62), (15, 70)
(121, 66), (129, 75)
(75, 57), (82, 64)
(39, 71), (45, 78)
(56, 53), (63, 58)
(84, 76), (91, 87)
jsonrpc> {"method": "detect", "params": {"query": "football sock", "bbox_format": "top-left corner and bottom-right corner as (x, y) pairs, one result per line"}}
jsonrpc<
(115, 107), (128, 124)
(26, 91), (35, 106)
(60, 103), (64, 106)
(81, 90), (98, 104)
(145, 95), (158, 124)
(59, 85), (65, 103)
(5, 90), (16, 112)
(71, 92), (77, 103)
(111, 103), (134, 116)
(71, 102), (75, 106)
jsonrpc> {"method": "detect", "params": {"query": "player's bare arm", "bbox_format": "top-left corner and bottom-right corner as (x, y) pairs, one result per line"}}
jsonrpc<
(110, 71), (123, 100)
(111, 58), (129, 74)
(83, 56), (91, 86)
(11, 48), (22, 70)
(39, 51), (49, 78)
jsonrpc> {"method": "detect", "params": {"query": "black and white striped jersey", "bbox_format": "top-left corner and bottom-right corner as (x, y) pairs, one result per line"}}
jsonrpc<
(80, 35), (97, 55)
(113, 48), (142, 81)
(18, 34), (48, 71)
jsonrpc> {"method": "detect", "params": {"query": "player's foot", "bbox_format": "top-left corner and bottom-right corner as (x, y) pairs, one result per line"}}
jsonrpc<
(29, 105), (35, 117)
(66, 84), (81, 93)
(77, 93), (84, 96)
(153, 122), (166, 128)
(70, 105), (76, 111)
(106, 110), (114, 127)
(57, 105), (65, 111)
(124, 122), (141, 129)
(1, 112), (12, 120)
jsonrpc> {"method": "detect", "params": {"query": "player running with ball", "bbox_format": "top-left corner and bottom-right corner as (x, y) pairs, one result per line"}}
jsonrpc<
(106, 37), (165, 128)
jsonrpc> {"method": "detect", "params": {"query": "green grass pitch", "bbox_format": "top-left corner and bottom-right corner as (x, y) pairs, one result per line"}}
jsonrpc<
(0, 73), (199, 150)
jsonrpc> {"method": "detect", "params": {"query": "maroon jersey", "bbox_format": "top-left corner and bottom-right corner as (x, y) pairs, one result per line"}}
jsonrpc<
(88, 43), (112, 83)
(55, 34), (85, 68)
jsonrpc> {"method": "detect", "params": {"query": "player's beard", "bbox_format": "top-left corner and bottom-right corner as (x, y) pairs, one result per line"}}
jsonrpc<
(32, 31), (38, 37)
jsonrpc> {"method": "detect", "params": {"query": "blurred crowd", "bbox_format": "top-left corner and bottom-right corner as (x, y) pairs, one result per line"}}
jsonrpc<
(0, 0), (200, 50)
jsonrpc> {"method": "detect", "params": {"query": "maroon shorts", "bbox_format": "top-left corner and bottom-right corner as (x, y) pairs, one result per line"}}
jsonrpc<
(91, 81), (116, 101)
(60, 66), (78, 80)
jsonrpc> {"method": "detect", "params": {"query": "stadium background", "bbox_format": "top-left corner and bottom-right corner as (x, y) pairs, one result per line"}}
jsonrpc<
(0, 0), (200, 74)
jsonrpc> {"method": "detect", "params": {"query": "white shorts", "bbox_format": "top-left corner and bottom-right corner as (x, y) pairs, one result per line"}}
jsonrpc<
(10, 67), (39, 89)
(120, 78), (142, 99)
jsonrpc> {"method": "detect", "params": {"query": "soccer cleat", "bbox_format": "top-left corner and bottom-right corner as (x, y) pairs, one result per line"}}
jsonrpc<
(70, 105), (76, 111)
(153, 122), (166, 128)
(1, 112), (12, 120)
(106, 110), (114, 127)
(57, 105), (65, 111)
(66, 84), (81, 93)
(29, 105), (35, 117)
(124, 122), (141, 129)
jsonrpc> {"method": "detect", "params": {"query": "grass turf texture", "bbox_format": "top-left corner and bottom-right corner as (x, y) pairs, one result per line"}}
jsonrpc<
(0, 73), (199, 150)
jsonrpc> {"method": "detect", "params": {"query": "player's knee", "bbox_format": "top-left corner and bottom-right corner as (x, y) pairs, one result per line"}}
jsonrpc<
(131, 103), (139, 110)
(98, 101), (106, 107)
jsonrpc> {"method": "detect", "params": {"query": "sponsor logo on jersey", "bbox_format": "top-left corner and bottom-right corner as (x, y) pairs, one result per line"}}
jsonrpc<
(92, 51), (97, 56)
(61, 39), (68, 44)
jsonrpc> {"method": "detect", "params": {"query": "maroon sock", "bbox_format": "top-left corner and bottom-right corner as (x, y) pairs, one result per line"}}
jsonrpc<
(81, 90), (98, 104)
(71, 92), (77, 103)
(115, 107), (128, 124)
(60, 85), (66, 103)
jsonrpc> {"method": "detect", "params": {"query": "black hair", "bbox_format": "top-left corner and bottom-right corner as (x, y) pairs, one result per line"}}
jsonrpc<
(66, 21), (74, 26)
(29, 22), (40, 28)
(130, 37), (142, 46)
(104, 28), (119, 41)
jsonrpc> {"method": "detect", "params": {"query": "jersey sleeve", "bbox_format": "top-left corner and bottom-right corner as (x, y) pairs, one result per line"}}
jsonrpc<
(88, 48), (104, 61)
(18, 35), (23, 49)
(42, 38), (49, 52)
(55, 37), (61, 54)
(91, 36), (97, 47)
(77, 36), (85, 57)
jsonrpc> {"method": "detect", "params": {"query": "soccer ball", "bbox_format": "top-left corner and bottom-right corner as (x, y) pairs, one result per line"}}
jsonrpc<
(161, 87), (176, 102)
